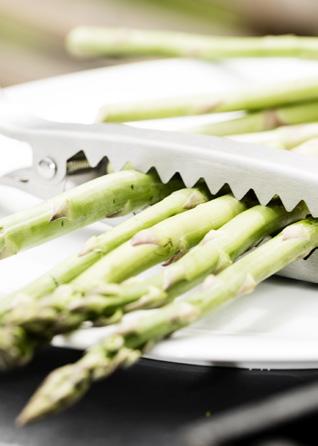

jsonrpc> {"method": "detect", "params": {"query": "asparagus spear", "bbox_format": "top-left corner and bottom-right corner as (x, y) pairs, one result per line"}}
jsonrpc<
(97, 77), (318, 123)
(67, 27), (318, 60)
(0, 170), (175, 259)
(18, 218), (318, 424)
(187, 102), (318, 136)
(231, 122), (318, 149)
(1, 188), (205, 309)
(0, 195), (244, 368)
(6, 202), (306, 335)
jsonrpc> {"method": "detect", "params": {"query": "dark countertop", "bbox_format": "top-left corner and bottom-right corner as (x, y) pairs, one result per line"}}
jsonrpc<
(0, 347), (317, 446)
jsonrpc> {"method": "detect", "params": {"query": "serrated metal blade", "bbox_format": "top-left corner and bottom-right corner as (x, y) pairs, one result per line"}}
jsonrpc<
(76, 122), (318, 216)
(1, 113), (318, 216)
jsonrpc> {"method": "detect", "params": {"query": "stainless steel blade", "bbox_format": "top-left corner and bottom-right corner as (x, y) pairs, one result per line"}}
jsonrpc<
(1, 110), (318, 214)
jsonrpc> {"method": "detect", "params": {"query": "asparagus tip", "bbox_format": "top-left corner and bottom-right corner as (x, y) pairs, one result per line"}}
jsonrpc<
(0, 326), (35, 370)
(17, 364), (91, 425)
(16, 409), (34, 427)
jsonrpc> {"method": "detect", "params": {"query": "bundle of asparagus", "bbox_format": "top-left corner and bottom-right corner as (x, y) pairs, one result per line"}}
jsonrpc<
(0, 155), (315, 424)
(0, 160), (311, 420)
(17, 217), (318, 424)
(0, 174), (313, 423)
(2, 25), (318, 427)
(1, 201), (306, 338)
(0, 193), (244, 368)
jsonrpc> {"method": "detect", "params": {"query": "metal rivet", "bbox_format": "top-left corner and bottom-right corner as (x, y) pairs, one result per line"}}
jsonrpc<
(37, 157), (57, 180)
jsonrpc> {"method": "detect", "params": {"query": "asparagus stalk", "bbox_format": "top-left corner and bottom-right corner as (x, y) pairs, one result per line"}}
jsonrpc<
(97, 77), (318, 123)
(0, 170), (175, 259)
(187, 102), (318, 136)
(6, 202), (306, 335)
(18, 218), (318, 424)
(231, 122), (318, 149)
(1, 188), (205, 309)
(67, 27), (318, 60)
(0, 195), (244, 368)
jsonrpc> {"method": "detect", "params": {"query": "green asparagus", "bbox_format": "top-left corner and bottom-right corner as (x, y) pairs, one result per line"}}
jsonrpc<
(67, 27), (318, 60)
(0, 170), (176, 259)
(231, 122), (318, 149)
(79, 202), (307, 315)
(5, 202), (306, 335)
(1, 188), (204, 309)
(17, 218), (318, 424)
(97, 77), (318, 123)
(61, 195), (244, 290)
(187, 102), (318, 136)
(0, 195), (244, 368)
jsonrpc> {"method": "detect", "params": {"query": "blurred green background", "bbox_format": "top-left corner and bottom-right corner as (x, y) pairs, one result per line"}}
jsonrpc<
(1, 0), (318, 86)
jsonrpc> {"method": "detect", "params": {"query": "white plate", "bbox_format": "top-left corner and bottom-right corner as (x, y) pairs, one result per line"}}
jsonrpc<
(2, 58), (318, 370)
